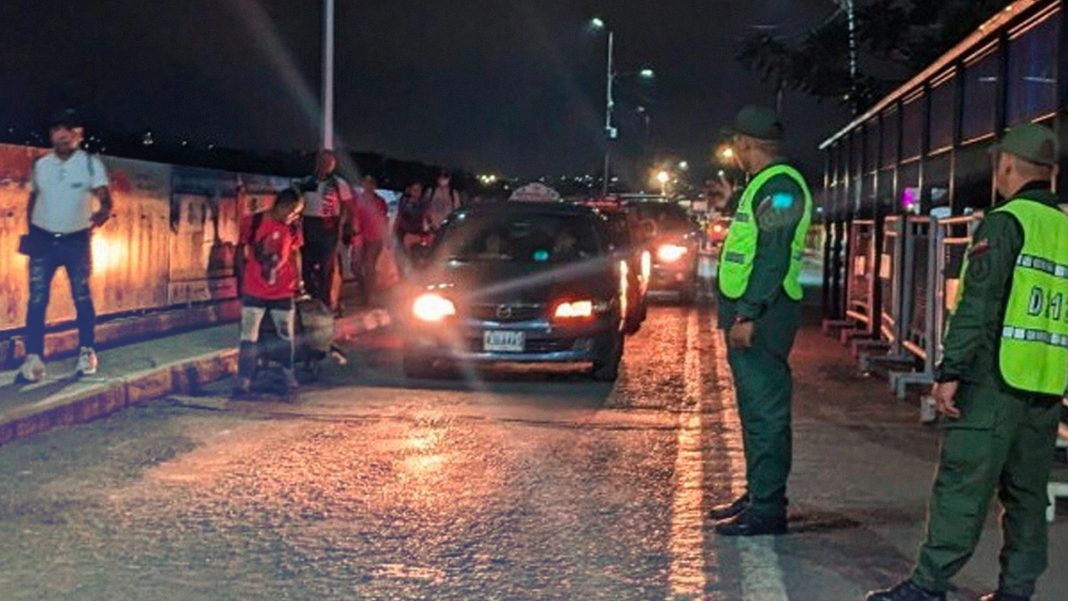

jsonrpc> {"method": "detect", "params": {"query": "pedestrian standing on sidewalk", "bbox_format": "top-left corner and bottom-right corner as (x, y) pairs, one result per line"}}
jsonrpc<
(425, 170), (462, 232)
(234, 189), (305, 398)
(394, 180), (428, 267)
(297, 149), (354, 311)
(709, 105), (812, 536)
(867, 125), (1068, 601)
(353, 174), (389, 305)
(17, 109), (112, 383)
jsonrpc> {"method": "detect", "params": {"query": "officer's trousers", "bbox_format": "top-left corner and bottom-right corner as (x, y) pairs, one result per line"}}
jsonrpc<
(912, 383), (1060, 597)
(726, 298), (800, 519)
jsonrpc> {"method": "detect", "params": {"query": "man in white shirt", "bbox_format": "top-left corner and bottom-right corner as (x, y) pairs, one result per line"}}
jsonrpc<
(17, 109), (112, 383)
(296, 150), (354, 310)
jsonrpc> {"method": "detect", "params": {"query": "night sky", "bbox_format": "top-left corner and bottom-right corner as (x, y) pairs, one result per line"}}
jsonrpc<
(2, 0), (849, 180)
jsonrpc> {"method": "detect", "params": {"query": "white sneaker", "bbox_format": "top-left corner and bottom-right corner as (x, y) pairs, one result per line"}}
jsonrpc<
(282, 368), (300, 391)
(18, 353), (46, 383)
(77, 347), (99, 376)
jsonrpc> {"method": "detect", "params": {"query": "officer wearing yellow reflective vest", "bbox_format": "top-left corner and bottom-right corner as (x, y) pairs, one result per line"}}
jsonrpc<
(868, 124), (1067, 601)
(708, 105), (812, 537)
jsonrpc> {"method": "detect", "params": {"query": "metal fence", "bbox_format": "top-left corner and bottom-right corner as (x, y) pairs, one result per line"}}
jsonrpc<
(845, 219), (877, 328)
(878, 216), (905, 347)
(888, 213), (983, 397)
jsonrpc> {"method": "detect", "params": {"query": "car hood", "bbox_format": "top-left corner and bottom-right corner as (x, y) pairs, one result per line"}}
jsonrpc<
(418, 258), (618, 305)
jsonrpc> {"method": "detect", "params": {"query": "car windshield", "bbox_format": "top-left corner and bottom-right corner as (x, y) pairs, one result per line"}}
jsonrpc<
(629, 203), (694, 239)
(436, 212), (602, 263)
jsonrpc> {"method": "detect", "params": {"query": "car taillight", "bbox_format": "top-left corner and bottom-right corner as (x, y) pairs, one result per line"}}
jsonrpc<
(657, 244), (688, 263)
(412, 293), (456, 322)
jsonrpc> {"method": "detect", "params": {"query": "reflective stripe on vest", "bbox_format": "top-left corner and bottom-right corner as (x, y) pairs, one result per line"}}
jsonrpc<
(717, 164), (813, 301)
(990, 198), (1068, 395)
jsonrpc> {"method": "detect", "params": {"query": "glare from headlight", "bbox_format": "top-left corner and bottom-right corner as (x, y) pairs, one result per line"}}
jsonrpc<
(657, 244), (688, 262)
(554, 300), (594, 319)
(413, 293), (457, 322)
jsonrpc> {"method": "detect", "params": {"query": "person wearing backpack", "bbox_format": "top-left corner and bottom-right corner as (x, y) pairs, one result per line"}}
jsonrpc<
(17, 109), (112, 383)
(234, 189), (305, 398)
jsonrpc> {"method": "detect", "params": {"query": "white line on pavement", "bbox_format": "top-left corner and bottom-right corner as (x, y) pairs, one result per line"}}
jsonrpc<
(711, 323), (790, 601)
(667, 310), (708, 599)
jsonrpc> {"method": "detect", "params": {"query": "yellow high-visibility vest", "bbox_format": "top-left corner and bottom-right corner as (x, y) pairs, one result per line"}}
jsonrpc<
(718, 164), (813, 301)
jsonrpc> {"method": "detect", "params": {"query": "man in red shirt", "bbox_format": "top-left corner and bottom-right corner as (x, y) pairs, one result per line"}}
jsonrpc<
(235, 189), (305, 397)
(354, 174), (389, 305)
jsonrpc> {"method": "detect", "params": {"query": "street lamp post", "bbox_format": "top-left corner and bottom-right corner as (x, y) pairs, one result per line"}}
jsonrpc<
(322, 0), (336, 150)
(599, 23), (616, 198)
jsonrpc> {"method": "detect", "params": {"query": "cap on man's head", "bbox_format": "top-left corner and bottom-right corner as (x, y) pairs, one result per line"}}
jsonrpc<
(728, 105), (784, 141)
(996, 123), (1059, 166)
(49, 108), (81, 130)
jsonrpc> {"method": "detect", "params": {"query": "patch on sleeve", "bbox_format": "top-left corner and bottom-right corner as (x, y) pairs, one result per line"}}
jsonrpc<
(967, 239), (991, 257)
(771, 192), (795, 210)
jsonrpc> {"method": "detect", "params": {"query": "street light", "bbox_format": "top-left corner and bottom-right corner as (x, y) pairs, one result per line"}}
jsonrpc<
(656, 170), (671, 197)
(322, 0), (335, 149)
(678, 161), (689, 171)
(591, 18), (616, 197)
(639, 68), (655, 79)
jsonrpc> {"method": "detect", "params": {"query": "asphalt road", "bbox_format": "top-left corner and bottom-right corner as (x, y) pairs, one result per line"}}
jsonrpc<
(1, 304), (1066, 600)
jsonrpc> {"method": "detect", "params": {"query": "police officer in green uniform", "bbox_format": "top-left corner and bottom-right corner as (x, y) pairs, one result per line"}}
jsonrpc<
(868, 124), (1068, 601)
(708, 105), (813, 536)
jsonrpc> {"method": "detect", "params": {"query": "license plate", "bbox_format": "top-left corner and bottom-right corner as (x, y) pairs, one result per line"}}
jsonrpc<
(483, 330), (525, 352)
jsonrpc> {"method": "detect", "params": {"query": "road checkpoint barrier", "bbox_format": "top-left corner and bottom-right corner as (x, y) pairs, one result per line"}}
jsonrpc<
(859, 216), (912, 371)
(838, 219), (877, 344)
(889, 214), (982, 406)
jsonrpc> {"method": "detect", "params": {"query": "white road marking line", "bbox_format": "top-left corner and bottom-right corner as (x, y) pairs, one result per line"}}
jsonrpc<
(710, 324), (790, 601)
(667, 310), (707, 599)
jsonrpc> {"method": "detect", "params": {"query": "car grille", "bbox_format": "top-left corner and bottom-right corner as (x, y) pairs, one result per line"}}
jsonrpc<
(466, 303), (546, 322)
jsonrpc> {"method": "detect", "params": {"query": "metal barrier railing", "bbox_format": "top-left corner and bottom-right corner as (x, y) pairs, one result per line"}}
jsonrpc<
(934, 215), (983, 355)
(879, 216), (905, 349)
(845, 219), (877, 328)
(890, 213), (983, 398)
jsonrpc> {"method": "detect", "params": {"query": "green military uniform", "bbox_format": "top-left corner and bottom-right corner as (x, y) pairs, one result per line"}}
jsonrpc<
(718, 161), (811, 520)
(913, 184), (1065, 598)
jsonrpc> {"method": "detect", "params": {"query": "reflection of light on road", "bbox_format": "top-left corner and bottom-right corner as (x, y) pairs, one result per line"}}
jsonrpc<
(92, 235), (126, 273)
(667, 311), (707, 597)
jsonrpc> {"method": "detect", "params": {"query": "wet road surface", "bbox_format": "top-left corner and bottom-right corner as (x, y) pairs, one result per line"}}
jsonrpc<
(1, 305), (1066, 600)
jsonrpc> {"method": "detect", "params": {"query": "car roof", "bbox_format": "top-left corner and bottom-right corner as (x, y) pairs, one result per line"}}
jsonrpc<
(458, 201), (602, 219)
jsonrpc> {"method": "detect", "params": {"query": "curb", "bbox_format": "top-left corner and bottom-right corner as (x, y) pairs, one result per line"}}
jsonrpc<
(0, 309), (392, 448)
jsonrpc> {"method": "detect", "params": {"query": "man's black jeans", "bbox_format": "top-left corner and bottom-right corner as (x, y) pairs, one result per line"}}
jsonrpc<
(24, 226), (96, 355)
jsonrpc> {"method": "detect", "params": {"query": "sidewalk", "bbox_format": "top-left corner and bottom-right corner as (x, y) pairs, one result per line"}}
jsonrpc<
(0, 307), (391, 447)
(781, 308), (1068, 599)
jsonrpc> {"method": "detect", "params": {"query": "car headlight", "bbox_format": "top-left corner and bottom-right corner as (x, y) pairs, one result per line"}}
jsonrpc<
(657, 244), (688, 263)
(554, 300), (594, 319)
(412, 293), (456, 322)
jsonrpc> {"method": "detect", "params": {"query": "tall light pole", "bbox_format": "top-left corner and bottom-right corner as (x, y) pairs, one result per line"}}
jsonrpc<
(835, 0), (858, 113)
(322, 0), (336, 150)
(591, 18), (616, 197)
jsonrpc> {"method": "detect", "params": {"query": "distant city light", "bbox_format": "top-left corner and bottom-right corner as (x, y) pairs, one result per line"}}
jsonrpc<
(590, 17), (606, 30)
(656, 171), (671, 184)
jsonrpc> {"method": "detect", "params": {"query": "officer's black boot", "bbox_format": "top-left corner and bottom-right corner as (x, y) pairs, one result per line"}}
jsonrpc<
(979, 592), (1029, 601)
(713, 508), (787, 537)
(709, 492), (750, 521)
(865, 581), (946, 601)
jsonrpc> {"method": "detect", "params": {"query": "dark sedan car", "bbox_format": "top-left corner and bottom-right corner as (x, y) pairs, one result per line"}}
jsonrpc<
(403, 202), (628, 381)
(627, 201), (703, 303)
